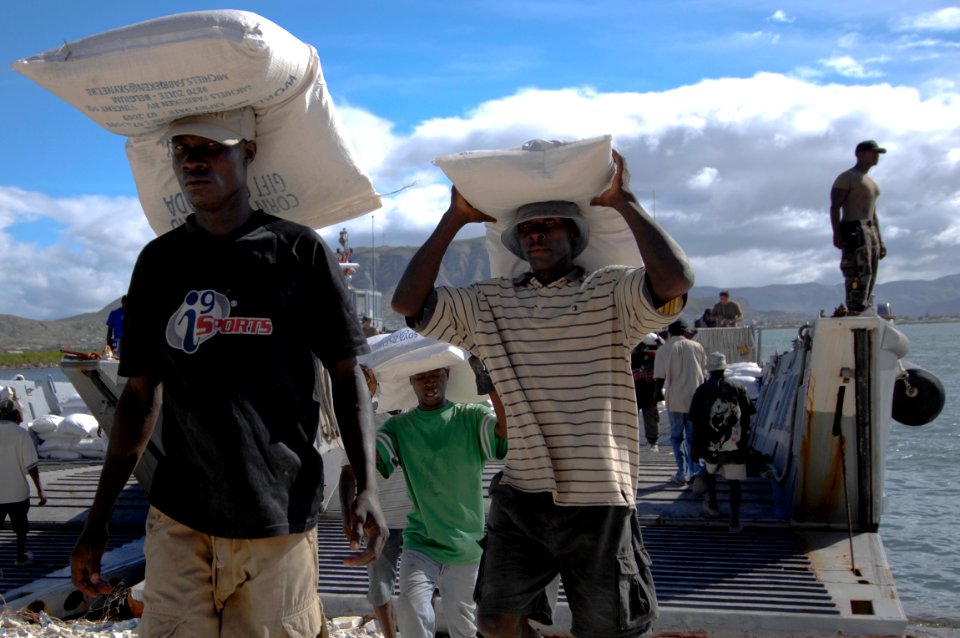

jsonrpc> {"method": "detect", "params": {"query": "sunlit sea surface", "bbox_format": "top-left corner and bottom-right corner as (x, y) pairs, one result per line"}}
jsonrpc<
(7, 321), (959, 623)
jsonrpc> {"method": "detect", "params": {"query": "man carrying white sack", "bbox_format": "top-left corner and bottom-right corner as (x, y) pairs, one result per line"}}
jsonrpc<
(393, 151), (693, 638)
(70, 107), (387, 638)
(376, 366), (507, 638)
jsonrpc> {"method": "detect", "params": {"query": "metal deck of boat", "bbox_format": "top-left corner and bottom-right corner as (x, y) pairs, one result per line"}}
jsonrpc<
(319, 457), (906, 637)
(2, 454), (906, 636)
(0, 460), (146, 615)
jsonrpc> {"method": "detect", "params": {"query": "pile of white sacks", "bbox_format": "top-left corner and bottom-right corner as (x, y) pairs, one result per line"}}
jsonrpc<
(28, 413), (105, 461)
(724, 361), (764, 402)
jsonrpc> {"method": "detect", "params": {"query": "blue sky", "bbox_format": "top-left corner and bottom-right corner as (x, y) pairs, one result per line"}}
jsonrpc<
(3, 1), (960, 319)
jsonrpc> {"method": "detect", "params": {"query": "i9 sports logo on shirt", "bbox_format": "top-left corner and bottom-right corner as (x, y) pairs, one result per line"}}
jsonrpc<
(166, 290), (273, 354)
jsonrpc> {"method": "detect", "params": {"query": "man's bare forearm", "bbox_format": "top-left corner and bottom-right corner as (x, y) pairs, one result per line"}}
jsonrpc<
(392, 212), (465, 319)
(330, 358), (378, 493)
(613, 195), (693, 306)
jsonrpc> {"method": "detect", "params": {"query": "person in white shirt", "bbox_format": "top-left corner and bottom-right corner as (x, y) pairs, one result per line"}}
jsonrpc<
(654, 319), (706, 486)
(0, 396), (47, 566)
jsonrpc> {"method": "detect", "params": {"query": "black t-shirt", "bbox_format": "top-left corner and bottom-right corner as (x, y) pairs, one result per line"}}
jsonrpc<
(630, 346), (659, 406)
(120, 211), (368, 537)
(689, 375), (756, 465)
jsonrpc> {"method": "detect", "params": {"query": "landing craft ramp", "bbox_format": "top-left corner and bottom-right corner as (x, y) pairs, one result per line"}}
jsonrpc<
(319, 457), (907, 638)
(2, 456), (905, 636)
(5, 323), (914, 637)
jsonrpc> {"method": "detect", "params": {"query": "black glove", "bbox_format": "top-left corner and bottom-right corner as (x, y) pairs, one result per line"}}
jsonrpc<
(469, 355), (495, 394)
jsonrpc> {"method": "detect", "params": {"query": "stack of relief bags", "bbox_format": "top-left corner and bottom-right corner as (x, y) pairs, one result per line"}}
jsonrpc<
(30, 413), (105, 460)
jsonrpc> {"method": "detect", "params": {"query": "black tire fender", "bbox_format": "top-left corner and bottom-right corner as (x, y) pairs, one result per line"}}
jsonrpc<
(892, 364), (945, 427)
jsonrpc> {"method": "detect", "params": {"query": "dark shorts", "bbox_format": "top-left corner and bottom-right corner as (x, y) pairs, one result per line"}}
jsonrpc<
(475, 484), (658, 638)
(367, 528), (403, 607)
(0, 499), (30, 536)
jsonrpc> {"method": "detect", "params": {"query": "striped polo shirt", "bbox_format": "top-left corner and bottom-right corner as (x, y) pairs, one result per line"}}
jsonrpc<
(417, 265), (682, 507)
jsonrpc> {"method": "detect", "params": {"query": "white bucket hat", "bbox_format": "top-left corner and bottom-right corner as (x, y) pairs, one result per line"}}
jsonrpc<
(500, 201), (590, 260)
(706, 352), (728, 372)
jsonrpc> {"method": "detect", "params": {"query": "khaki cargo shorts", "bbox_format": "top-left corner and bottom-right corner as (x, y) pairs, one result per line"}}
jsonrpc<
(139, 506), (329, 638)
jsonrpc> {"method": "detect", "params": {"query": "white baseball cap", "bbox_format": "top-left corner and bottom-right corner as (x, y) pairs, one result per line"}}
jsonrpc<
(165, 106), (256, 146)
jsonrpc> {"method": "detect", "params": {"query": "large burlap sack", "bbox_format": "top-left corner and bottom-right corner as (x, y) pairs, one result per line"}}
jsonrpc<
(13, 10), (381, 235)
(433, 136), (643, 279)
(12, 10), (312, 136)
(359, 329), (486, 414)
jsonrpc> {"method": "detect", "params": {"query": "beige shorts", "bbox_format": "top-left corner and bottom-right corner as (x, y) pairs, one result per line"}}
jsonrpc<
(139, 506), (329, 638)
(703, 462), (747, 481)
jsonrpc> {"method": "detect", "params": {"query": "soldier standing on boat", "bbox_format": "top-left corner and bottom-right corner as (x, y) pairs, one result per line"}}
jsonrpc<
(70, 107), (386, 638)
(392, 151), (693, 638)
(830, 140), (888, 315)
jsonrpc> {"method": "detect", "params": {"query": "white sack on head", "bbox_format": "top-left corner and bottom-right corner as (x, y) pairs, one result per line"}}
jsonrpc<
(12, 10), (313, 136)
(13, 9), (381, 236)
(359, 328), (486, 414)
(433, 136), (643, 279)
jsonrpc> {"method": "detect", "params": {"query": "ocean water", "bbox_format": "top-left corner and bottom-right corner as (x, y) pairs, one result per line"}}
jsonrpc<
(6, 322), (959, 623)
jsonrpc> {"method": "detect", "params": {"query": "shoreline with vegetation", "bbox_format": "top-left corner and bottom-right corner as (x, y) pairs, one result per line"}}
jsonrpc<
(0, 351), (66, 369)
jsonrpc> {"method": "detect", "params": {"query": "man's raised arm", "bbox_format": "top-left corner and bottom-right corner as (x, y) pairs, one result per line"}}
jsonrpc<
(392, 188), (496, 321)
(591, 152), (694, 307)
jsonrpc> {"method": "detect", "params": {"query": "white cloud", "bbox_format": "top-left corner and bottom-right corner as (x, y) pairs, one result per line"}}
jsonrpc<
(837, 33), (859, 49)
(688, 167), (719, 189)
(0, 188), (152, 320)
(901, 7), (960, 31)
(353, 76), (960, 288)
(6, 73), (960, 319)
(820, 55), (884, 78)
(898, 37), (950, 49)
(734, 31), (780, 45)
(768, 10), (794, 24)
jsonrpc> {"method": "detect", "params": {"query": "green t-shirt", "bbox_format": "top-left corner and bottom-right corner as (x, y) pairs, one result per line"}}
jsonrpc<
(376, 401), (507, 564)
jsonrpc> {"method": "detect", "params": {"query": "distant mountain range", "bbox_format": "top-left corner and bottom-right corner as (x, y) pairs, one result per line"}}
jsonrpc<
(4, 236), (960, 352)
